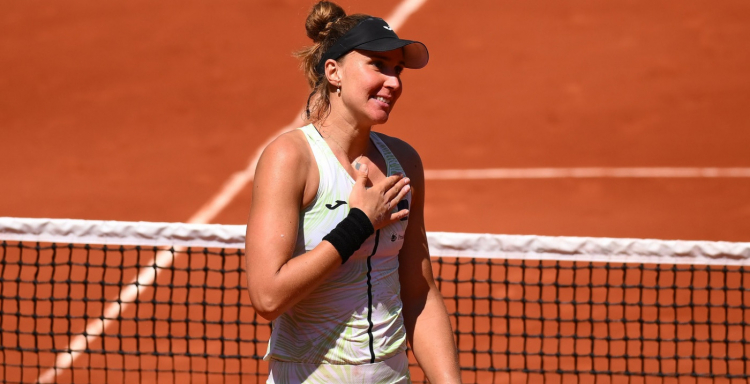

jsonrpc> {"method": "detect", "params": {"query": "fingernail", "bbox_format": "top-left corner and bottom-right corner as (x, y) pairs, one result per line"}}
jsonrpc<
(404, 177), (410, 183)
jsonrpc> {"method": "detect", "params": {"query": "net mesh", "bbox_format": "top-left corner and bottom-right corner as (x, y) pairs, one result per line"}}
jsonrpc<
(1, 218), (749, 383)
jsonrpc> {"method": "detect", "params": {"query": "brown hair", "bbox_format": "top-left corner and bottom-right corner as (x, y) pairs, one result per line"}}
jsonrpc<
(296, 1), (368, 123)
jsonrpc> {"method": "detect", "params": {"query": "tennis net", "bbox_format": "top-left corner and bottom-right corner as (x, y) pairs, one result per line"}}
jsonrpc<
(1, 217), (749, 383)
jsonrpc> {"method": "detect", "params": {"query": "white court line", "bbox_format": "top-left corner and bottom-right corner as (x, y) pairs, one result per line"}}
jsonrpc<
(36, 1), (429, 382)
(187, 113), (304, 224)
(424, 167), (750, 180)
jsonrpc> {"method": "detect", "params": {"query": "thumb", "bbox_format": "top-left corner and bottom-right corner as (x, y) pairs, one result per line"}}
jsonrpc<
(354, 163), (369, 187)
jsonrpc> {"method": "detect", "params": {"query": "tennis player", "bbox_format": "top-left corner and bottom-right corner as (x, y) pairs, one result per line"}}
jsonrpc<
(244, 1), (461, 382)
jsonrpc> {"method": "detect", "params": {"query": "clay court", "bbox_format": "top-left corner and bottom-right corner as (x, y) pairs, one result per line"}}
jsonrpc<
(2, 0), (750, 383)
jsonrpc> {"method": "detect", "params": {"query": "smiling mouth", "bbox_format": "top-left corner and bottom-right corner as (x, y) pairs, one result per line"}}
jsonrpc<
(374, 96), (391, 105)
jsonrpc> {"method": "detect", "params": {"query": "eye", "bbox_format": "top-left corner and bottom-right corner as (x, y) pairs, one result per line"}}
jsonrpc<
(369, 58), (402, 76)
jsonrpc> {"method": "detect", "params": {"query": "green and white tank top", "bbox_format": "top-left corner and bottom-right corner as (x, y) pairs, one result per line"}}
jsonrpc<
(264, 124), (412, 365)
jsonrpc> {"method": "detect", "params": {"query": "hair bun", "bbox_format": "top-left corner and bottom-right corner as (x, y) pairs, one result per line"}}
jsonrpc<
(305, 1), (347, 43)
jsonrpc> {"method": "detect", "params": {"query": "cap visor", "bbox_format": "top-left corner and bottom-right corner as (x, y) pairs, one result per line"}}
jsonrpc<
(355, 38), (429, 69)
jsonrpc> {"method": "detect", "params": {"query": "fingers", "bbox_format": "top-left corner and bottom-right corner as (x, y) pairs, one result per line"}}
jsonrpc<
(389, 208), (410, 222)
(391, 181), (411, 205)
(357, 171), (412, 230)
(383, 176), (410, 202)
(380, 174), (410, 212)
(354, 163), (369, 189)
(375, 172), (404, 192)
(386, 182), (411, 221)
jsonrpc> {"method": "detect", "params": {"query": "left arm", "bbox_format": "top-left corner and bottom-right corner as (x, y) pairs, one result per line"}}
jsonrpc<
(394, 139), (462, 384)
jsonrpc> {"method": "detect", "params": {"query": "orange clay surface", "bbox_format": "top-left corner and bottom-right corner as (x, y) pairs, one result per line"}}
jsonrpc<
(2, 0), (750, 241)
(2, 1), (750, 383)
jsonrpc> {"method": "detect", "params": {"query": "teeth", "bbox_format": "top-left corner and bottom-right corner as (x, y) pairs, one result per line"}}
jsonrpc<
(376, 96), (390, 104)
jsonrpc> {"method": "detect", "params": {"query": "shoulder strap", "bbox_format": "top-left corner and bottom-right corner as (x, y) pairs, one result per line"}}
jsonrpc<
(370, 133), (405, 177)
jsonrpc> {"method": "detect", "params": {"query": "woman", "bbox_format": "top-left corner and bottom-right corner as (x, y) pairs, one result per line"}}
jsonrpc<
(244, 2), (461, 383)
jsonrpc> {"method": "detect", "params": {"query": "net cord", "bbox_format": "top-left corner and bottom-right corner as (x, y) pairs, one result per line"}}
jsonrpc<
(2, 217), (749, 265)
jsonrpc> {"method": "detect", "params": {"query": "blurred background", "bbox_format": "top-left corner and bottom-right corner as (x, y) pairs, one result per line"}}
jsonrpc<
(2, 0), (749, 241)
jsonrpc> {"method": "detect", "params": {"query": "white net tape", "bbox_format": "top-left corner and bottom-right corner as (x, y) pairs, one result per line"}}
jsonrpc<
(1, 217), (749, 265)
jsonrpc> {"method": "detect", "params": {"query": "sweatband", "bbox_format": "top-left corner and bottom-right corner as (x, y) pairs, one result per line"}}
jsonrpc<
(323, 208), (375, 264)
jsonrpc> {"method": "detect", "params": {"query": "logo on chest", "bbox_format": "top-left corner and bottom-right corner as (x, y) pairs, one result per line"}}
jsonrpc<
(325, 200), (347, 210)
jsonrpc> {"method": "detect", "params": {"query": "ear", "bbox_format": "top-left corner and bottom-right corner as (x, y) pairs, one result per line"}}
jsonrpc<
(324, 59), (342, 85)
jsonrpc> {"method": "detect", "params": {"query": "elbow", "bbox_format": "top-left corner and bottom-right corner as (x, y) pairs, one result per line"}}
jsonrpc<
(253, 305), (283, 322)
(245, 261), (286, 321)
(248, 290), (285, 321)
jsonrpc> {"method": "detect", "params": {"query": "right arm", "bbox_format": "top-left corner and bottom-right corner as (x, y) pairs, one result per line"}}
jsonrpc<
(244, 134), (343, 320)
(244, 133), (411, 320)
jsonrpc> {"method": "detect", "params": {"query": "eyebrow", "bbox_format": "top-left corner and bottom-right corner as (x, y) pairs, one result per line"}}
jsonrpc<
(369, 53), (406, 66)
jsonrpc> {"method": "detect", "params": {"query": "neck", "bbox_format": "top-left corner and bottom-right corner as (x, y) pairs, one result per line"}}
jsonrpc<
(316, 112), (372, 162)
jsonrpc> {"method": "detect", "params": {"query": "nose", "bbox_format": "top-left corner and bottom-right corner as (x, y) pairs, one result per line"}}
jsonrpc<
(383, 72), (401, 92)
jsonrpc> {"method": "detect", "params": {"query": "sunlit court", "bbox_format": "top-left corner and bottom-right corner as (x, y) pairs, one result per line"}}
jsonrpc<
(2, 0), (749, 383)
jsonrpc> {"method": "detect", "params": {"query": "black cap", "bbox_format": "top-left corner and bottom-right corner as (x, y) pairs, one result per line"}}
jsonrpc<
(315, 17), (429, 76)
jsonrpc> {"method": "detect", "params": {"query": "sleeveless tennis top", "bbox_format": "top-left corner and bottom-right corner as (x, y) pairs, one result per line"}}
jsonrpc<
(264, 124), (412, 367)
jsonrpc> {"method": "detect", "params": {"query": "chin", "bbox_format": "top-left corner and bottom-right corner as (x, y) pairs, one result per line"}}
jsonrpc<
(367, 110), (392, 126)
(368, 117), (390, 127)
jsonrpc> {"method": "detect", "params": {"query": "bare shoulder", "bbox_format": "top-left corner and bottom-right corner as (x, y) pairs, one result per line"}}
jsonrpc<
(373, 132), (424, 179)
(258, 129), (311, 168)
(252, 129), (314, 207)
